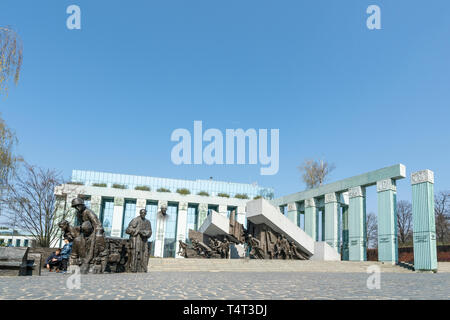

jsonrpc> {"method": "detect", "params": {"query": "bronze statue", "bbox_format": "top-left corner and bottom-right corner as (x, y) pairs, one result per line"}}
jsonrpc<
(58, 219), (79, 242)
(178, 240), (188, 258)
(125, 209), (152, 273)
(70, 198), (106, 274)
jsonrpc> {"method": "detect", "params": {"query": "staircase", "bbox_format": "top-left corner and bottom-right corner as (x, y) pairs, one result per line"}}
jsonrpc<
(148, 259), (412, 273)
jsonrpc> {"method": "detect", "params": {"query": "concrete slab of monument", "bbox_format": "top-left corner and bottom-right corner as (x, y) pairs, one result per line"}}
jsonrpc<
(310, 242), (341, 261)
(198, 210), (229, 237)
(246, 198), (315, 257)
(0, 247), (29, 276)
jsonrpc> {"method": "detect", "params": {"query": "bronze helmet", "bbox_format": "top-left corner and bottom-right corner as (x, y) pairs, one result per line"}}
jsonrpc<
(71, 198), (85, 208)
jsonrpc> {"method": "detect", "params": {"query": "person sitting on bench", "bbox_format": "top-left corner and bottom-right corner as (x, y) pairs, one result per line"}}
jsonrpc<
(45, 249), (62, 272)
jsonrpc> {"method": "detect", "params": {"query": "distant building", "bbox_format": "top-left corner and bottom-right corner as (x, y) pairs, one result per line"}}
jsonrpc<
(0, 228), (33, 248)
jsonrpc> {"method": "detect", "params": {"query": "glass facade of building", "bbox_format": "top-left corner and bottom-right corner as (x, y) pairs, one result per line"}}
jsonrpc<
(100, 198), (114, 237)
(71, 170), (274, 199)
(121, 200), (136, 238)
(186, 204), (199, 242)
(146, 201), (158, 256)
(163, 203), (178, 258)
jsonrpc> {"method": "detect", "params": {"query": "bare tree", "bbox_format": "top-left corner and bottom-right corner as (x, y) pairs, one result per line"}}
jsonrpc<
(366, 212), (378, 248)
(298, 159), (335, 189)
(397, 200), (413, 246)
(0, 26), (23, 95)
(0, 114), (22, 219)
(2, 163), (74, 247)
(435, 191), (450, 244)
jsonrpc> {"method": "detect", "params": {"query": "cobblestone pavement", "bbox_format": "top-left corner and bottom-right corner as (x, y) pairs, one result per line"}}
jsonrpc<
(0, 271), (449, 300)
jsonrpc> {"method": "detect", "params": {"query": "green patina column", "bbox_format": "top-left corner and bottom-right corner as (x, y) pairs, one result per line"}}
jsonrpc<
(287, 202), (298, 226)
(197, 203), (209, 227)
(348, 186), (367, 261)
(377, 179), (398, 263)
(341, 205), (349, 260)
(411, 170), (437, 272)
(304, 198), (317, 240)
(325, 193), (340, 251)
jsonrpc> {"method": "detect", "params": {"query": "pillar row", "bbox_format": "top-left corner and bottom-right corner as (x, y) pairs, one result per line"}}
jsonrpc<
(90, 195), (102, 219)
(411, 170), (438, 272)
(287, 202), (298, 226)
(324, 193), (340, 251)
(111, 197), (124, 238)
(197, 203), (208, 228)
(305, 198), (317, 240)
(154, 200), (168, 258)
(175, 202), (188, 258)
(348, 187), (367, 261)
(377, 179), (398, 263)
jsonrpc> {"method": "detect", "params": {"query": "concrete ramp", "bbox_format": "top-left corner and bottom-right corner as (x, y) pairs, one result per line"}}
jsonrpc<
(246, 199), (315, 257)
(198, 210), (229, 237)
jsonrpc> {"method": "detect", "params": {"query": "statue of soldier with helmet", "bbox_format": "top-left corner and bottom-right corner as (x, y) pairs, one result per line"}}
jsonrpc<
(70, 198), (107, 274)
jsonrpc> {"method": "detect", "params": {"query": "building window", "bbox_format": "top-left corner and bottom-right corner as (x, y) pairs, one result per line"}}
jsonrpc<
(227, 206), (238, 219)
(24, 239), (29, 247)
(186, 204), (199, 242)
(121, 199), (137, 238)
(0, 239), (4, 245)
(7, 239), (12, 246)
(208, 204), (218, 216)
(100, 198), (114, 237)
(146, 201), (158, 257)
(15, 239), (21, 247)
(163, 203), (178, 258)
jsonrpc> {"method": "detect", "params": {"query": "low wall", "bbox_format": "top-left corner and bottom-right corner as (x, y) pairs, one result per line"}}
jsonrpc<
(29, 247), (58, 268)
(367, 245), (450, 262)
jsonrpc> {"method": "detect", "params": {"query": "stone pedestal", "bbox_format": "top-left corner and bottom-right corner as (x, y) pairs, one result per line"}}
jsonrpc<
(411, 170), (437, 272)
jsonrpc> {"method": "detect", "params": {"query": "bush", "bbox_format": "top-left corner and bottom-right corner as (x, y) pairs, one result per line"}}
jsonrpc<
(157, 187), (171, 193)
(197, 191), (210, 197)
(92, 183), (107, 187)
(235, 193), (249, 200)
(218, 193), (230, 198)
(112, 184), (127, 189)
(135, 185), (151, 191)
(67, 181), (84, 186)
(253, 195), (262, 200)
(177, 188), (191, 195)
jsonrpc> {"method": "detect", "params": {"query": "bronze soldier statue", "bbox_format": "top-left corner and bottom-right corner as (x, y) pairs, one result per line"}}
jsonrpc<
(70, 198), (106, 274)
(125, 209), (152, 273)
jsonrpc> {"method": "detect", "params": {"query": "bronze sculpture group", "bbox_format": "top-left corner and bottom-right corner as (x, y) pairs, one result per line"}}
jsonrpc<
(59, 200), (311, 274)
(59, 198), (152, 274)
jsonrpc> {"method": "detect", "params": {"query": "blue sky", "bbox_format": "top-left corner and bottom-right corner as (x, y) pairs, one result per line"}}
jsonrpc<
(1, 0), (449, 214)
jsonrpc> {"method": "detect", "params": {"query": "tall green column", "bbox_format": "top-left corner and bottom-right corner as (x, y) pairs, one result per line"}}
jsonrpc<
(287, 202), (298, 226)
(411, 170), (437, 272)
(348, 186), (367, 261)
(304, 198), (317, 240)
(341, 205), (349, 260)
(325, 193), (339, 251)
(377, 179), (398, 263)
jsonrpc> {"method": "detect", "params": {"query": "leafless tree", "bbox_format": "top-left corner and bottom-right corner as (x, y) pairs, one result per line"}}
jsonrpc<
(298, 159), (335, 189)
(0, 26), (23, 95)
(366, 212), (378, 248)
(397, 200), (413, 246)
(2, 163), (75, 247)
(435, 191), (450, 244)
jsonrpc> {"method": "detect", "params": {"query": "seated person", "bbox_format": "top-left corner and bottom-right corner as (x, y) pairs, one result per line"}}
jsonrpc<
(60, 238), (73, 272)
(45, 249), (62, 272)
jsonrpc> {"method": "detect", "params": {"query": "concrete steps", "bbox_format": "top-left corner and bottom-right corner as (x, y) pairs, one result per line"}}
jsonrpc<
(148, 259), (413, 273)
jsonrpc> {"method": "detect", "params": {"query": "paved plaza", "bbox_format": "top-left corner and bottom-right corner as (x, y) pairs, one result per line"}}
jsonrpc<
(1, 270), (449, 300)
